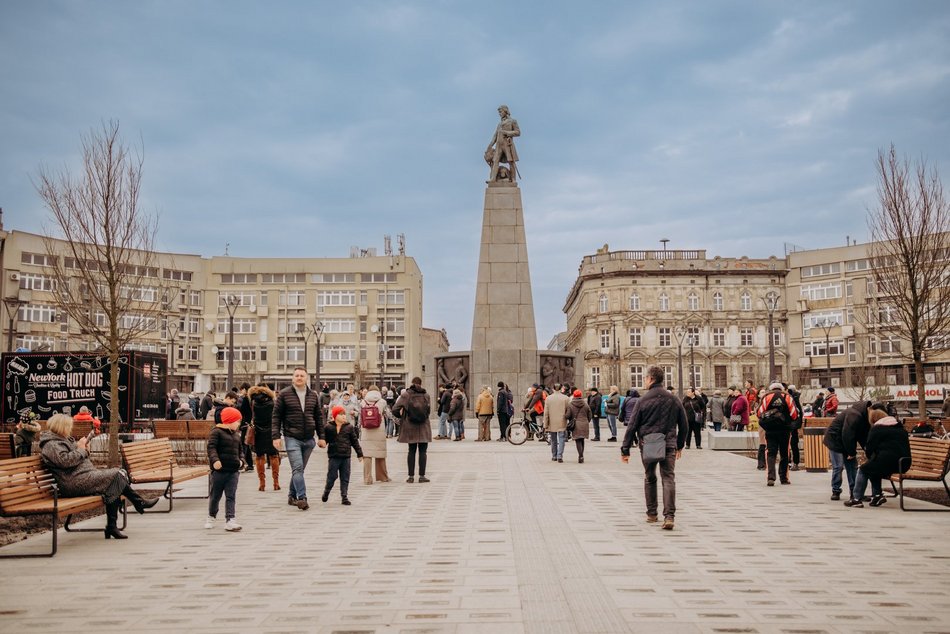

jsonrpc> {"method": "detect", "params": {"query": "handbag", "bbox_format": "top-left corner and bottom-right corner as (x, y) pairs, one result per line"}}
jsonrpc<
(245, 425), (256, 446)
(641, 432), (667, 463)
(729, 414), (742, 425)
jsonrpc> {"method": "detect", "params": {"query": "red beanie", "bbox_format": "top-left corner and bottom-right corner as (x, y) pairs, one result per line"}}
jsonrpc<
(220, 407), (242, 425)
(572, 389), (582, 398)
(331, 405), (346, 420)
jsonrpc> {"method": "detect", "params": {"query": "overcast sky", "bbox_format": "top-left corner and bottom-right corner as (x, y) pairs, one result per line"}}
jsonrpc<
(2, 1), (948, 350)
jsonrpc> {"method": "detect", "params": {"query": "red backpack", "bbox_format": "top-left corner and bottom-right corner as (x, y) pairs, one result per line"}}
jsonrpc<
(360, 403), (382, 429)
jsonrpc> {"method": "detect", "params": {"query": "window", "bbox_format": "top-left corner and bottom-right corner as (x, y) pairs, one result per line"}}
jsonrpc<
(262, 273), (307, 284)
(801, 262), (841, 278)
(598, 293), (608, 313)
(687, 293), (700, 311)
(123, 342), (161, 353)
(879, 336), (901, 355)
(846, 259), (870, 272)
(629, 292), (640, 311)
(802, 310), (843, 335)
(278, 318), (307, 335)
(120, 264), (159, 278)
(163, 269), (193, 282)
(686, 326), (701, 346)
(385, 345), (405, 361)
(740, 291), (752, 311)
(712, 292), (723, 311)
(19, 273), (56, 292)
(119, 314), (158, 331)
(772, 327), (782, 347)
(216, 346), (260, 362)
(187, 316), (200, 335)
(21, 252), (55, 266)
(801, 282), (842, 300)
(384, 318), (405, 335)
(324, 319), (356, 334)
(659, 293), (670, 312)
(658, 327), (672, 347)
(712, 327), (726, 347)
(804, 339), (846, 357)
(689, 365), (703, 389)
(661, 365), (674, 386)
(590, 367), (600, 389)
(848, 338), (857, 362)
(378, 290), (405, 306)
(313, 273), (356, 284)
(321, 345), (356, 361)
(845, 281), (854, 298)
(628, 327), (642, 347)
(878, 304), (898, 324)
(220, 273), (257, 284)
(280, 290), (307, 306)
(15, 335), (55, 350)
(217, 318), (256, 334)
(219, 291), (258, 307)
(359, 291), (368, 306)
(599, 328), (611, 350)
(18, 304), (56, 323)
(740, 327), (753, 347)
(317, 290), (356, 306)
(278, 346), (306, 362)
(629, 365), (644, 388)
(361, 273), (397, 283)
(120, 285), (158, 302)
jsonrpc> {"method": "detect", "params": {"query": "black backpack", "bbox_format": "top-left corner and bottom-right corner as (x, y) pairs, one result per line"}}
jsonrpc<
(406, 391), (430, 424)
(758, 392), (791, 432)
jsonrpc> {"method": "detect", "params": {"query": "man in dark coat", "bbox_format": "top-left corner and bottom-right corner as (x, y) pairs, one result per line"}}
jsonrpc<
(844, 411), (906, 507)
(496, 381), (512, 442)
(822, 401), (879, 501)
(756, 383), (799, 486)
(273, 368), (326, 510)
(587, 388), (603, 441)
(621, 366), (688, 531)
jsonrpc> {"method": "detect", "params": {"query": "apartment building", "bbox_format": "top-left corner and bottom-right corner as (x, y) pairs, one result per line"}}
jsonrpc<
(1, 229), (424, 392)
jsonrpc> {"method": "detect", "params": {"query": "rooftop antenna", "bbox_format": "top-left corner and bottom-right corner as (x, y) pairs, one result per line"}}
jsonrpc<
(384, 235), (392, 256)
(660, 238), (670, 253)
(397, 233), (406, 255)
(224, 242), (230, 256)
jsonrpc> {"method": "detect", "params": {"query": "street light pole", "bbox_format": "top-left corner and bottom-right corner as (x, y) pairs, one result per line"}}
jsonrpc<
(166, 321), (180, 391)
(763, 291), (779, 382)
(2, 298), (26, 352)
(312, 321), (325, 389)
(818, 318), (837, 387)
(674, 324), (686, 398)
(224, 294), (240, 391)
(689, 335), (695, 389)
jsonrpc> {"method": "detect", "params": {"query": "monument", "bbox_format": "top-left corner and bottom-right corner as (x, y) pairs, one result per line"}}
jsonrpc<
(434, 106), (579, 409)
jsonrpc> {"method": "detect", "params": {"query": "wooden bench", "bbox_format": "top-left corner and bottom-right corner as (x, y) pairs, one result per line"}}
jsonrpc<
(889, 437), (950, 512)
(0, 434), (16, 460)
(0, 456), (126, 558)
(151, 420), (191, 440)
(120, 438), (209, 512)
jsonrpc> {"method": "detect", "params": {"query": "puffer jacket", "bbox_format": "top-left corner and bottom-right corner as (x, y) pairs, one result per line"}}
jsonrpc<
(823, 401), (871, 456)
(447, 390), (466, 422)
(273, 385), (325, 442)
(208, 425), (243, 472)
(620, 389), (640, 423)
(859, 417), (911, 479)
(324, 421), (364, 459)
(621, 384), (689, 455)
(604, 391), (621, 416)
(248, 385), (275, 433)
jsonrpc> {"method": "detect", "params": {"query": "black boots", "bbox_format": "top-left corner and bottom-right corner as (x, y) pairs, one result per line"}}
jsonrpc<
(123, 486), (159, 514)
(104, 500), (127, 539)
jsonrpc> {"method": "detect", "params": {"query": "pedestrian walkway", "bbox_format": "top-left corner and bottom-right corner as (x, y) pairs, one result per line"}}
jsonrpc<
(1, 432), (949, 633)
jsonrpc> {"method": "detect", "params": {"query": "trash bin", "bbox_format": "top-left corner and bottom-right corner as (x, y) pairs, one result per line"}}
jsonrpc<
(803, 427), (829, 472)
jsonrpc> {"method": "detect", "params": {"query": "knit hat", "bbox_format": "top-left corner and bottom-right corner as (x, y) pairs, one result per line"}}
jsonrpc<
(219, 407), (242, 425)
(331, 405), (346, 420)
(572, 389), (582, 397)
(827, 387), (835, 393)
(768, 382), (784, 391)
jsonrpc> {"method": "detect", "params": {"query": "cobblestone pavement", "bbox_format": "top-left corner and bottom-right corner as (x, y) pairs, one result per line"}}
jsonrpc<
(2, 428), (949, 633)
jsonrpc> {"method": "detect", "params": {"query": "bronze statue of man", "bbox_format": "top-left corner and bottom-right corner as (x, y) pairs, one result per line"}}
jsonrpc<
(485, 104), (520, 183)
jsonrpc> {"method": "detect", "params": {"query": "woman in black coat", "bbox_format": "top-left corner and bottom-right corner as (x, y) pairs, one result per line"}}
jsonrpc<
(248, 384), (280, 492)
(844, 415), (911, 508)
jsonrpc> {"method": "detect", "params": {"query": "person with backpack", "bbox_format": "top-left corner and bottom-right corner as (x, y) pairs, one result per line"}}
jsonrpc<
(756, 382), (799, 486)
(358, 386), (390, 485)
(394, 377), (432, 482)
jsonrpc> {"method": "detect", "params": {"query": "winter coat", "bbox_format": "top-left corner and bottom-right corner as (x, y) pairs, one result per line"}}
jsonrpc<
(682, 395), (705, 424)
(604, 392), (621, 416)
(359, 390), (388, 458)
(566, 397), (592, 439)
(723, 395), (737, 420)
(731, 394), (750, 426)
(823, 393), (840, 417)
(621, 384), (689, 455)
(542, 391), (570, 433)
(248, 385), (275, 434)
(812, 395), (825, 416)
(588, 393), (603, 418)
(207, 425), (243, 472)
(525, 389), (544, 414)
(438, 389), (452, 416)
(859, 417), (912, 479)
(238, 394), (253, 429)
(710, 396), (726, 424)
(823, 401), (871, 457)
(166, 398), (180, 420)
(198, 393), (215, 420)
(175, 406), (196, 421)
(273, 385), (325, 442)
(324, 421), (364, 459)
(447, 390), (466, 422)
(72, 411), (102, 431)
(475, 390), (494, 416)
(620, 389), (640, 423)
(339, 397), (360, 427)
(39, 431), (125, 501)
(395, 384), (433, 444)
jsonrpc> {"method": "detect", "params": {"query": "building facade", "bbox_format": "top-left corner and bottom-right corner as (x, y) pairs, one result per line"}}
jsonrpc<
(1, 229), (425, 392)
(563, 247), (787, 392)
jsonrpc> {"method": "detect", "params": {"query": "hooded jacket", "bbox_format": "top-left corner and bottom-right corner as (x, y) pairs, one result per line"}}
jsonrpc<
(248, 385), (276, 433)
(619, 389), (640, 423)
(822, 401), (871, 456)
(859, 416), (912, 478)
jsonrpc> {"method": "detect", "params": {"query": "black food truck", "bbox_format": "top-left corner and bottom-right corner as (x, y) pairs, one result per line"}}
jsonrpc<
(1, 351), (167, 427)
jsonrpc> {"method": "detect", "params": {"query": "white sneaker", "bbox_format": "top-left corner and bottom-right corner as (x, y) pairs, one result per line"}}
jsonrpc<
(204, 516), (215, 529)
(225, 519), (242, 532)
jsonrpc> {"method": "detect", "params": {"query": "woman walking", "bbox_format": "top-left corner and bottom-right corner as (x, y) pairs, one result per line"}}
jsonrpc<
(566, 389), (592, 463)
(248, 383), (280, 491)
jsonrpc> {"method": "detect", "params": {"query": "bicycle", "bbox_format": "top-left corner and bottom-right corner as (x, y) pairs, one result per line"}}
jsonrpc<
(506, 416), (549, 445)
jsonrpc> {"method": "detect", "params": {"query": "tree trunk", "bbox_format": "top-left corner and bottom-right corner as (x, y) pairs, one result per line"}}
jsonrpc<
(108, 351), (121, 467)
(914, 355), (927, 419)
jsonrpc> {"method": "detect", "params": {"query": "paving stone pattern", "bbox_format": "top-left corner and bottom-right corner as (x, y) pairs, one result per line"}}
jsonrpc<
(1, 429), (949, 633)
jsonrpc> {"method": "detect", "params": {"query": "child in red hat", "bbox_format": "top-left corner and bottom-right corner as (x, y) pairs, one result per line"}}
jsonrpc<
(322, 405), (363, 505)
(206, 406), (244, 531)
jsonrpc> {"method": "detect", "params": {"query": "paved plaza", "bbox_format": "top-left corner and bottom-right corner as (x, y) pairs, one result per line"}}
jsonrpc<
(1, 429), (949, 634)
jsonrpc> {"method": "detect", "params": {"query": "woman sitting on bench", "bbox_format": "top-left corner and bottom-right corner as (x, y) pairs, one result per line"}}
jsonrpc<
(39, 414), (159, 539)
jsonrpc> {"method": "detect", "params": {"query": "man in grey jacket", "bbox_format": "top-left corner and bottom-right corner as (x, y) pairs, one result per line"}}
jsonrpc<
(621, 366), (688, 530)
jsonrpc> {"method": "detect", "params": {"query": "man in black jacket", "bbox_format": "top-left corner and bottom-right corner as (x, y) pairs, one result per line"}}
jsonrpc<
(587, 388), (603, 441)
(621, 366), (688, 530)
(822, 401), (881, 501)
(496, 381), (512, 442)
(273, 367), (326, 510)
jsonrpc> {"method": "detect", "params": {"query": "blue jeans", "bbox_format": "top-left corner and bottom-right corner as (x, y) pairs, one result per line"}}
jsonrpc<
(606, 414), (618, 439)
(438, 413), (449, 438)
(549, 431), (565, 459)
(829, 450), (857, 497)
(452, 419), (465, 439)
(386, 417), (396, 437)
(851, 467), (882, 500)
(284, 435), (316, 500)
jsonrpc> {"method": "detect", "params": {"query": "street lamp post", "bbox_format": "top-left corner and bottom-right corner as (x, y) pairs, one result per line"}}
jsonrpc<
(166, 320), (180, 391)
(763, 291), (780, 382)
(2, 298), (26, 352)
(688, 334), (695, 390)
(312, 321), (325, 389)
(818, 318), (838, 387)
(371, 319), (385, 388)
(673, 324), (686, 398)
(223, 294), (240, 391)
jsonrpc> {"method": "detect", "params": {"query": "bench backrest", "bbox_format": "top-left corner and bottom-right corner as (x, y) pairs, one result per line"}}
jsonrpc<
(0, 434), (16, 460)
(0, 456), (55, 515)
(187, 420), (214, 437)
(121, 438), (177, 473)
(908, 437), (950, 477)
(152, 420), (190, 440)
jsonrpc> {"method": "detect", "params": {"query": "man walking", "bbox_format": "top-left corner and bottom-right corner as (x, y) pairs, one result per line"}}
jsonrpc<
(543, 384), (571, 462)
(756, 382), (799, 486)
(496, 381), (512, 442)
(588, 387), (603, 441)
(273, 367), (326, 510)
(621, 366), (688, 530)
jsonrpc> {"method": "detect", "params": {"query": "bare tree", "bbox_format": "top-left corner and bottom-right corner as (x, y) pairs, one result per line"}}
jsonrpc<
(868, 145), (950, 417)
(35, 121), (167, 466)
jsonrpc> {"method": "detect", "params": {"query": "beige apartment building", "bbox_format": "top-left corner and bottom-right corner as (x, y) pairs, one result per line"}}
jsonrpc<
(563, 247), (787, 392)
(786, 242), (950, 402)
(1, 229), (425, 392)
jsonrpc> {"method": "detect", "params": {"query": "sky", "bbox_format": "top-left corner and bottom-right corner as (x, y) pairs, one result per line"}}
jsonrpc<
(2, 1), (949, 351)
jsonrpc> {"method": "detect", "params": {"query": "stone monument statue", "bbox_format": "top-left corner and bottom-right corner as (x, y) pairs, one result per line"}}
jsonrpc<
(484, 104), (520, 183)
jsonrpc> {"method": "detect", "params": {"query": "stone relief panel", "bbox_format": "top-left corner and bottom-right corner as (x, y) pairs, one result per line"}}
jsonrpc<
(437, 355), (471, 402)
